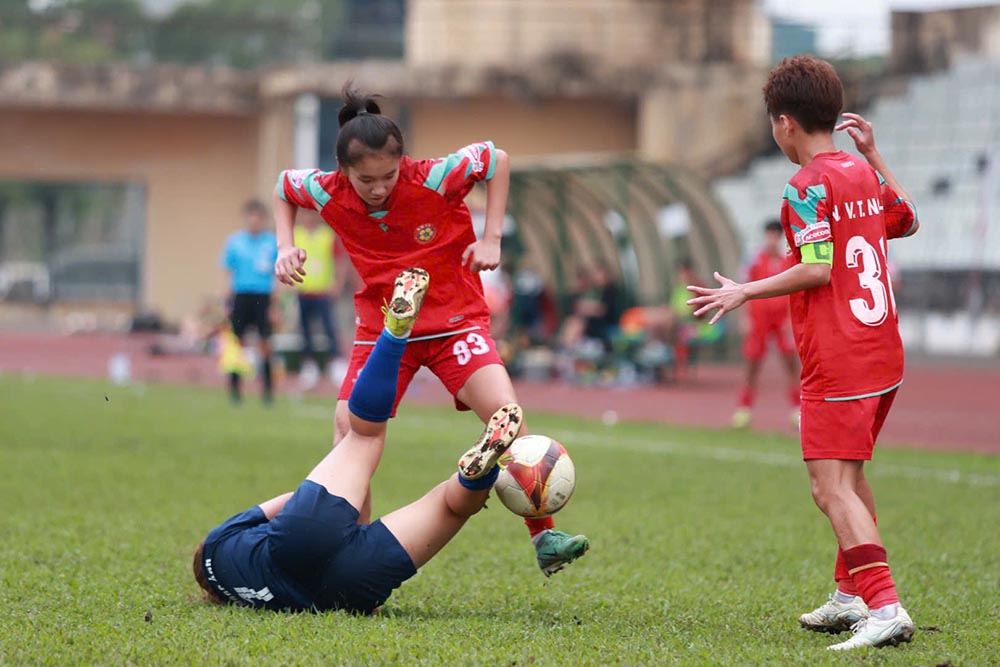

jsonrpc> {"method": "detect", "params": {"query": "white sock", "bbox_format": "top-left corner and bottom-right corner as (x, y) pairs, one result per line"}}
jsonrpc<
(833, 589), (857, 604)
(870, 603), (900, 620)
(531, 530), (550, 547)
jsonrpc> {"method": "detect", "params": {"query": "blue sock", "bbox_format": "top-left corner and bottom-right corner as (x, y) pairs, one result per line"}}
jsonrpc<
(458, 465), (500, 491)
(347, 329), (407, 423)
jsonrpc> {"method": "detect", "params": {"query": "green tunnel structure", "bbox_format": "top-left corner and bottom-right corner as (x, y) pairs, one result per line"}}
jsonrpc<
(505, 155), (742, 318)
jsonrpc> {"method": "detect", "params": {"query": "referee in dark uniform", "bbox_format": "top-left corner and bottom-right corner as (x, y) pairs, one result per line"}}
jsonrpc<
(221, 200), (278, 404)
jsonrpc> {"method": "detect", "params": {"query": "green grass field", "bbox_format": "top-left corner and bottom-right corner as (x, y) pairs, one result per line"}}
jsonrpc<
(2, 374), (999, 666)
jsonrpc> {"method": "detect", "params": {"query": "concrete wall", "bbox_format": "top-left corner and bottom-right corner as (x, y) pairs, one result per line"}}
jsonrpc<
(407, 97), (636, 159)
(638, 66), (771, 175)
(891, 5), (1000, 74)
(407, 0), (769, 68)
(0, 109), (259, 322)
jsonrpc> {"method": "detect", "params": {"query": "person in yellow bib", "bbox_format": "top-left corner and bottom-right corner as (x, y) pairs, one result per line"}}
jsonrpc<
(294, 211), (343, 388)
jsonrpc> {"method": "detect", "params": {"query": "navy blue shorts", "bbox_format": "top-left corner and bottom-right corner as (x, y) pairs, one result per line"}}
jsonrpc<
(267, 480), (416, 613)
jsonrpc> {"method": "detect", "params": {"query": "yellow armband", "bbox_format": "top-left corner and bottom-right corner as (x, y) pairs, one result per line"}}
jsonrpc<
(800, 241), (833, 266)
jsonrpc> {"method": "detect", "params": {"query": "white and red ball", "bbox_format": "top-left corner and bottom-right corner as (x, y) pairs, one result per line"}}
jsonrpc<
(494, 435), (576, 518)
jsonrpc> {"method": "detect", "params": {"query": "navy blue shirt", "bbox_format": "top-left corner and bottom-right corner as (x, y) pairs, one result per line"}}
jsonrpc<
(221, 230), (278, 294)
(201, 507), (314, 611)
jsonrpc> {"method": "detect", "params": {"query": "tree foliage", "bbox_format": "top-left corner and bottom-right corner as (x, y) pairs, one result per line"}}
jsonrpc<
(0, 0), (404, 68)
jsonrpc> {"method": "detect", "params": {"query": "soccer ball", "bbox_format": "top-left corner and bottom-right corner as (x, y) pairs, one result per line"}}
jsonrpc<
(494, 435), (576, 518)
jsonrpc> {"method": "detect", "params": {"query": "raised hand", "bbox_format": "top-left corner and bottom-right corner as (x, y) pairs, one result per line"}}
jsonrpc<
(275, 245), (307, 285)
(836, 112), (877, 157)
(461, 238), (501, 272)
(686, 272), (747, 325)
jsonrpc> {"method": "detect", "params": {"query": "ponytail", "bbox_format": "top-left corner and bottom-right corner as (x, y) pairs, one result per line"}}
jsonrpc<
(336, 81), (404, 168)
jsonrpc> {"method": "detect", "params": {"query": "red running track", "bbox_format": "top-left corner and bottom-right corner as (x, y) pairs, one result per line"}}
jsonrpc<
(1, 332), (997, 455)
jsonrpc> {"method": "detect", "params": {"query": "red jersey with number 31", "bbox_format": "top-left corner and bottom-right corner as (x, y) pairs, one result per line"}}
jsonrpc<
(278, 142), (498, 342)
(781, 150), (917, 401)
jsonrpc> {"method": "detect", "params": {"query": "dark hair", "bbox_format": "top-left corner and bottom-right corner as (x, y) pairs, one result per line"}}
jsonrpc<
(243, 199), (267, 216)
(336, 82), (404, 168)
(192, 540), (226, 606)
(763, 55), (843, 133)
(764, 219), (783, 233)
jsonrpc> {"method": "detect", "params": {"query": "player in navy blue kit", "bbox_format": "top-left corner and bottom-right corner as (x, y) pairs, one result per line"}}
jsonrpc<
(193, 268), (523, 613)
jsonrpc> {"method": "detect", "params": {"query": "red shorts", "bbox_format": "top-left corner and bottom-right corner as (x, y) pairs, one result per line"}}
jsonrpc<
(742, 317), (794, 361)
(338, 328), (505, 416)
(800, 388), (898, 461)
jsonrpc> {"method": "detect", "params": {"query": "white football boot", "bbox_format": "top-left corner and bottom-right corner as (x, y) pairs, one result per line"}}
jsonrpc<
(799, 594), (869, 633)
(827, 607), (915, 651)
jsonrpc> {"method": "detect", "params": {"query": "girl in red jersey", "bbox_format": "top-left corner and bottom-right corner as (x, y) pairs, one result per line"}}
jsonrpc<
(272, 83), (588, 576)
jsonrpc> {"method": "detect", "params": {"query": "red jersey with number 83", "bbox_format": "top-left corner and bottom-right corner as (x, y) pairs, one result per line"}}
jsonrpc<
(278, 142), (498, 342)
(781, 150), (917, 401)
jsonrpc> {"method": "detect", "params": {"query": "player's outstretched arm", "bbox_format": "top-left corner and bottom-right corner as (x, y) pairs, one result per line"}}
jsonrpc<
(687, 263), (830, 324)
(273, 190), (308, 285)
(462, 148), (509, 272)
(837, 112), (919, 237)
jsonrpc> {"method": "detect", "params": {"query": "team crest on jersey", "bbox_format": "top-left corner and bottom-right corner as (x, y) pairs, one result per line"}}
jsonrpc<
(415, 223), (436, 243)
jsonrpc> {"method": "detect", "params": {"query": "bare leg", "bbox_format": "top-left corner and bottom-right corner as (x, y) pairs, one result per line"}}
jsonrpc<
(333, 399), (373, 524)
(807, 459), (881, 549)
(455, 364), (521, 427)
(306, 416), (386, 513)
(781, 350), (799, 376)
(855, 465), (877, 518)
(380, 475), (491, 569)
(745, 358), (763, 397)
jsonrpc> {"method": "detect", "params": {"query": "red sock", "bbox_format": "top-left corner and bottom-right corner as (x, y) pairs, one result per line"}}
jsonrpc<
(842, 543), (899, 610)
(525, 516), (554, 537)
(834, 514), (876, 595)
(833, 548), (859, 595)
(788, 384), (800, 406)
(738, 385), (754, 408)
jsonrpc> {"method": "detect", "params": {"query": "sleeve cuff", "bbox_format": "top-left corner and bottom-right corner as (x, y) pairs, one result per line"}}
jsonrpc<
(484, 140), (498, 181)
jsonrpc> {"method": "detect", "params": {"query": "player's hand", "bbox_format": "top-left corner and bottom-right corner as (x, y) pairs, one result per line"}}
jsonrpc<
(461, 238), (501, 272)
(836, 112), (877, 158)
(686, 272), (747, 325)
(275, 245), (307, 285)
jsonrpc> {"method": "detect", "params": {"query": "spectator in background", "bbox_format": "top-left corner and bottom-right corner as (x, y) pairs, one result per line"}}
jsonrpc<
(221, 200), (278, 405)
(732, 220), (800, 429)
(668, 259), (709, 381)
(294, 210), (343, 390)
(510, 263), (550, 346)
(559, 263), (623, 354)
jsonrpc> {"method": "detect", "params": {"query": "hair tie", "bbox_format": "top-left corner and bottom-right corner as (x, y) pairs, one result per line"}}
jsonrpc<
(356, 109), (369, 116)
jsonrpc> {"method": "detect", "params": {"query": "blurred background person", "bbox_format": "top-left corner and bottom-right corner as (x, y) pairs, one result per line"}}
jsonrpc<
(221, 200), (278, 405)
(556, 264), (624, 381)
(293, 210), (343, 391)
(732, 220), (800, 429)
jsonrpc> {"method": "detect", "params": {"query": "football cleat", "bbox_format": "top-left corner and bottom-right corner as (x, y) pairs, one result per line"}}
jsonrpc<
(731, 407), (752, 429)
(382, 268), (430, 338)
(535, 530), (589, 577)
(827, 608), (915, 651)
(458, 404), (522, 480)
(799, 594), (869, 634)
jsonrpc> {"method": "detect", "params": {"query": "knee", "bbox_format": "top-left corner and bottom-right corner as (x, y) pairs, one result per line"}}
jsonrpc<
(334, 413), (351, 444)
(809, 480), (850, 515)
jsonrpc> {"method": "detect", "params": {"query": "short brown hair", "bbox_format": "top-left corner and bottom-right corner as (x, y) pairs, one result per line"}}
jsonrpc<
(763, 55), (843, 133)
(192, 539), (226, 606)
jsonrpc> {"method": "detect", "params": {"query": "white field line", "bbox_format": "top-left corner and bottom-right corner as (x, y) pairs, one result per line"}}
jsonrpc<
(291, 408), (1000, 489)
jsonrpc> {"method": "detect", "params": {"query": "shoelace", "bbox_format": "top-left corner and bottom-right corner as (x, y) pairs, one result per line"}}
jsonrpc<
(849, 618), (868, 635)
